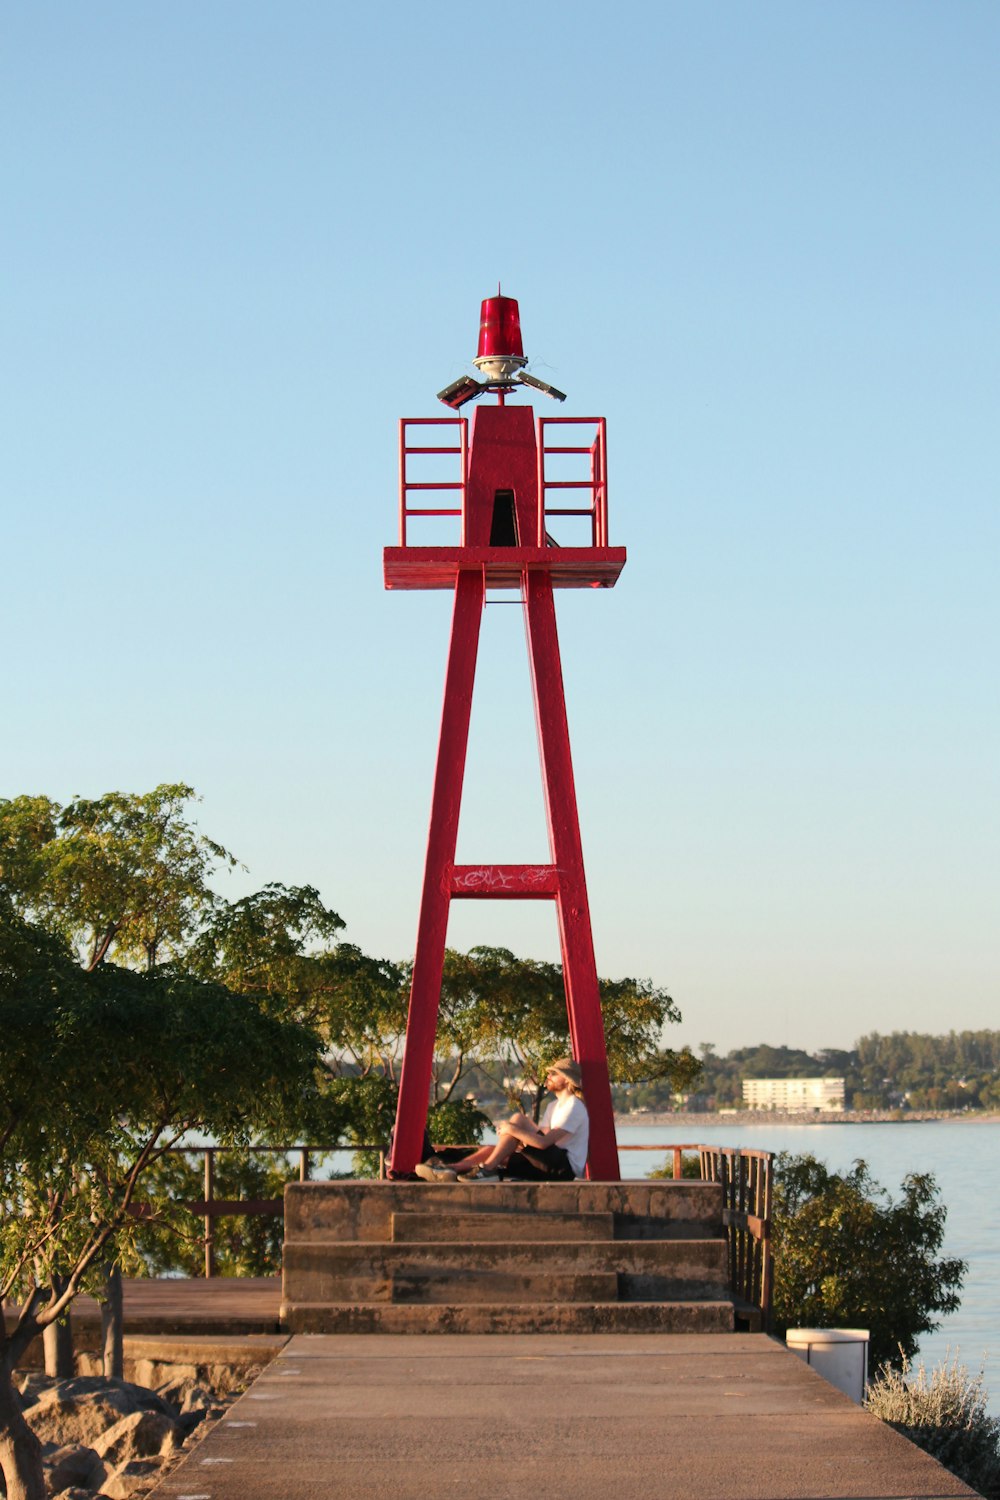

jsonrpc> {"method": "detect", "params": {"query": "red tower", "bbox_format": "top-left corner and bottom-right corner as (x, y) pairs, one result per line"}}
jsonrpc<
(385, 295), (626, 1180)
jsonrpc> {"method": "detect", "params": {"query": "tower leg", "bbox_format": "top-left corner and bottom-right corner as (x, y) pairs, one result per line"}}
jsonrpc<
(523, 570), (621, 1181)
(389, 570), (485, 1176)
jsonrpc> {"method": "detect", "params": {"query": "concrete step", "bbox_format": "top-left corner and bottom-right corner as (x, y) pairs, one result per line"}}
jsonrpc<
(391, 1270), (619, 1304)
(390, 1209), (615, 1242)
(282, 1238), (729, 1303)
(280, 1299), (736, 1335)
(285, 1180), (724, 1244)
(285, 1270), (619, 1305)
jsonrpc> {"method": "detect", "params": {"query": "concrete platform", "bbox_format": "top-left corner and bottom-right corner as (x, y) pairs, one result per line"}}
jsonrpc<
(282, 1180), (737, 1334)
(149, 1333), (976, 1500)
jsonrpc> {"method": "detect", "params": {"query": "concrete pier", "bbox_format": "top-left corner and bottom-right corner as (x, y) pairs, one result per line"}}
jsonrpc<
(150, 1333), (975, 1500)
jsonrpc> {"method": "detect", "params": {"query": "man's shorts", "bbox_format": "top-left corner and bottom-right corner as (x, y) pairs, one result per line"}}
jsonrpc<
(503, 1142), (575, 1181)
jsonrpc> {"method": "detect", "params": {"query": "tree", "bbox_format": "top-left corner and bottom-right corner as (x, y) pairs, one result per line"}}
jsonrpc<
(0, 785), (237, 970)
(770, 1152), (966, 1371)
(0, 898), (322, 1500)
(432, 945), (699, 1120)
(190, 881), (413, 1153)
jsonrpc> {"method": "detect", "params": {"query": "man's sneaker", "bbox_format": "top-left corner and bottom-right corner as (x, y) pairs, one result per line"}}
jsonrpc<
(470, 1168), (502, 1181)
(414, 1162), (458, 1182)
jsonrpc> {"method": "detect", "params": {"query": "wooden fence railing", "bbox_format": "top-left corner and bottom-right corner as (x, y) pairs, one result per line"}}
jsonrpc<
(164, 1141), (773, 1324)
(605, 1142), (773, 1327)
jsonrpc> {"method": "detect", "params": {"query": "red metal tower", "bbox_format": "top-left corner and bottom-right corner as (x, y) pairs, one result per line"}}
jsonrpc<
(385, 294), (626, 1180)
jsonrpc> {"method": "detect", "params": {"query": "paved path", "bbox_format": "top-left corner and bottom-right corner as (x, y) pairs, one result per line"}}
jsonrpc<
(150, 1333), (975, 1500)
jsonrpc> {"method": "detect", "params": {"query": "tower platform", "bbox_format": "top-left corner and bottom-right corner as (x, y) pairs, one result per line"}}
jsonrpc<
(383, 545), (627, 590)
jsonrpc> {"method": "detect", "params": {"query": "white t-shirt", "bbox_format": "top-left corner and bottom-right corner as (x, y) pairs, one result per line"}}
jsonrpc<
(541, 1093), (589, 1177)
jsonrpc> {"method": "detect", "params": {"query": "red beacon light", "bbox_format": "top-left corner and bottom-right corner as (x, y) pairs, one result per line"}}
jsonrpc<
(473, 294), (526, 381)
(438, 290), (566, 409)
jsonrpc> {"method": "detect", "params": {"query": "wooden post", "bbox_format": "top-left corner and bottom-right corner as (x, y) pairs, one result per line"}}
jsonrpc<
(204, 1149), (215, 1279)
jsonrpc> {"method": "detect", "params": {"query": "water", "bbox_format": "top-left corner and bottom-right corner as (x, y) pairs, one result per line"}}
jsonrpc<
(617, 1119), (1000, 1411)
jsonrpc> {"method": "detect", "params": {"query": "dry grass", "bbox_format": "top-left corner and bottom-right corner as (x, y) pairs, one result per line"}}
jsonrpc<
(866, 1351), (1000, 1498)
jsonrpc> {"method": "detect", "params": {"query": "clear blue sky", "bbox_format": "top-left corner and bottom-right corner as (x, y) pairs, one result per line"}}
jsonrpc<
(4, 3), (997, 1054)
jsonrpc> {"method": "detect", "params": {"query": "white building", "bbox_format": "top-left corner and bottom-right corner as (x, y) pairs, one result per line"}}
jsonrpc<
(742, 1077), (845, 1112)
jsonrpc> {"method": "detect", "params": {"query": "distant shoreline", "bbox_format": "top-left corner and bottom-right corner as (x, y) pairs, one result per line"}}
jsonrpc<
(614, 1108), (1000, 1128)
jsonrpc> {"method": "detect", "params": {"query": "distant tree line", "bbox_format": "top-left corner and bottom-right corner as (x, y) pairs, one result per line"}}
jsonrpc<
(614, 1033), (1000, 1113)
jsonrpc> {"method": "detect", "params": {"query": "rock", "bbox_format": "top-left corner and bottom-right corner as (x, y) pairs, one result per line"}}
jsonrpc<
(17, 1367), (235, 1500)
(91, 1410), (179, 1466)
(21, 1378), (176, 1449)
(131, 1361), (198, 1395)
(44, 1443), (105, 1494)
(99, 1461), (161, 1500)
(178, 1385), (214, 1416)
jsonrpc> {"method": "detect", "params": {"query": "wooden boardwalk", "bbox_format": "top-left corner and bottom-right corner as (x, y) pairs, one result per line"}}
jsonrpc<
(67, 1276), (282, 1334)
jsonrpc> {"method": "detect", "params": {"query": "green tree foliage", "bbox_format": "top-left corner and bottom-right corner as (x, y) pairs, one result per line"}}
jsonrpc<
(866, 1353), (1000, 1499)
(437, 945), (698, 1120)
(0, 785), (237, 970)
(855, 1030), (1000, 1111)
(190, 881), (412, 1146)
(770, 1153), (966, 1371)
(188, 881), (346, 1000)
(0, 896), (322, 1500)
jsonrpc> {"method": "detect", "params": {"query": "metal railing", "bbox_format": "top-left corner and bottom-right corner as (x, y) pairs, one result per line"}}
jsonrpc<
(537, 416), (608, 547)
(160, 1141), (773, 1323)
(398, 417), (468, 546)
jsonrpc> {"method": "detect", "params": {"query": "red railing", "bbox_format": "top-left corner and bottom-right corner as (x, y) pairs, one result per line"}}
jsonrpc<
(396, 415), (610, 553)
(537, 416), (608, 547)
(398, 417), (468, 546)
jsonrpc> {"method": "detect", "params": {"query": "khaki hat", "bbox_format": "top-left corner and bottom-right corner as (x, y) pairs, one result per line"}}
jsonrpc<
(549, 1058), (583, 1088)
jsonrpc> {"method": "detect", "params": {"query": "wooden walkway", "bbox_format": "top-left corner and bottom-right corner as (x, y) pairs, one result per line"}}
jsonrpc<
(54, 1276), (282, 1336)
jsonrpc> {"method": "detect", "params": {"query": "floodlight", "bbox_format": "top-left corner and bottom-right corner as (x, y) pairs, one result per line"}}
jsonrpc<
(516, 370), (567, 402)
(437, 375), (486, 410)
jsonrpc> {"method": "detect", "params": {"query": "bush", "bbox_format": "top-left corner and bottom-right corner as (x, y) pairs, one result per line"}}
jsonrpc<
(648, 1152), (702, 1180)
(771, 1153), (966, 1370)
(866, 1352), (1000, 1498)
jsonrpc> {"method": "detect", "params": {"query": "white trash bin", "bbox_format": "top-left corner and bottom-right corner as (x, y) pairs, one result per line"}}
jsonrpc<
(786, 1328), (870, 1403)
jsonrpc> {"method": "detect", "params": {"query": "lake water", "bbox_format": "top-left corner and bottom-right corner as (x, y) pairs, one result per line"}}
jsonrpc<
(617, 1119), (1000, 1411)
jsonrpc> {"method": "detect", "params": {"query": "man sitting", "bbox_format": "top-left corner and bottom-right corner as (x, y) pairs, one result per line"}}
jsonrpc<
(415, 1058), (588, 1182)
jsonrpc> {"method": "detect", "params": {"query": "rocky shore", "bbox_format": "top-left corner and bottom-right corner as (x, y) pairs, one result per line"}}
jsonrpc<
(10, 1345), (274, 1500)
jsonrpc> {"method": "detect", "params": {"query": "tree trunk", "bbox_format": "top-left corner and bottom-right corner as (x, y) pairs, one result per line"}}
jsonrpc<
(100, 1265), (124, 1379)
(0, 1362), (47, 1500)
(42, 1276), (73, 1378)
